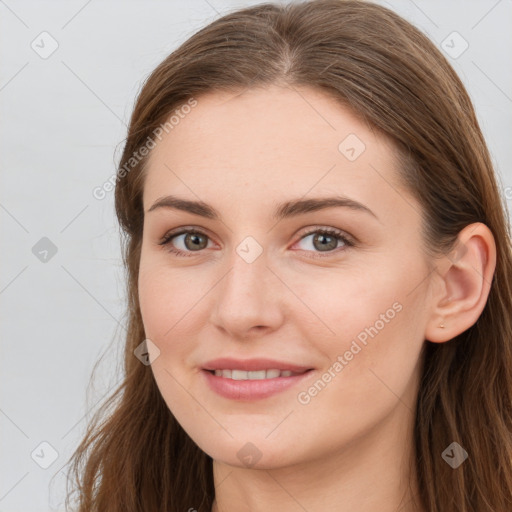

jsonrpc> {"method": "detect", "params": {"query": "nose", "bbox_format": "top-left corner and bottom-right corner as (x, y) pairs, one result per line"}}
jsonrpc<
(210, 249), (285, 340)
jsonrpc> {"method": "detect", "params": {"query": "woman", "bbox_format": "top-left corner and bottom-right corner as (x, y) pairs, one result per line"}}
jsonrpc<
(64, 1), (512, 511)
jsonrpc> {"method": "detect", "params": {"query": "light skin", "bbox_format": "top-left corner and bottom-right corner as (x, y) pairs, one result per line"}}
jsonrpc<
(137, 84), (496, 512)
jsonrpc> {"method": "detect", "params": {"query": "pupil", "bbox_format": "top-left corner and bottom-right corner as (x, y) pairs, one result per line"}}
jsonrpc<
(315, 233), (336, 251)
(186, 233), (206, 250)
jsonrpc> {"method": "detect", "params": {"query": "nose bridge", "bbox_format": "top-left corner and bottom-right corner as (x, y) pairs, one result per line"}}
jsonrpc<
(211, 240), (283, 335)
(223, 243), (269, 301)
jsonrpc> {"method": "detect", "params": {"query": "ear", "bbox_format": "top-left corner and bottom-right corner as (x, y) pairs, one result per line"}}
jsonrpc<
(424, 222), (497, 343)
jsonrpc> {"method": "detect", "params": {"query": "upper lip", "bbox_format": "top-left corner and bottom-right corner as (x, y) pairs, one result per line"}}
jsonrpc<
(202, 357), (313, 372)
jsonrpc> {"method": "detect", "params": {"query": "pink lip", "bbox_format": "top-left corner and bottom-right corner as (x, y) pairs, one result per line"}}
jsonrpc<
(202, 357), (312, 372)
(202, 368), (315, 401)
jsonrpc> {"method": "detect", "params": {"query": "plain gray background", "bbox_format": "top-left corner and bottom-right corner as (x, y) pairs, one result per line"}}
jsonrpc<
(1, 0), (511, 510)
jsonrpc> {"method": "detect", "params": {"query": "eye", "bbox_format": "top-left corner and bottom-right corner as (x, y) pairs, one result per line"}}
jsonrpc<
(159, 229), (212, 257)
(293, 227), (354, 258)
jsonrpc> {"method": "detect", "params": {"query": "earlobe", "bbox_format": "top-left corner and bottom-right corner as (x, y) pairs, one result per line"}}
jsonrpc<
(424, 222), (496, 344)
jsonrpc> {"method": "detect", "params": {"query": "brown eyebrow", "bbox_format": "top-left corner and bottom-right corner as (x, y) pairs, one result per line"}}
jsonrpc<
(146, 195), (378, 221)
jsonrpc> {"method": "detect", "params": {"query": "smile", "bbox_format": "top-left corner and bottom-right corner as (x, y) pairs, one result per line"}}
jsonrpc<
(202, 368), (315, 400)
(209, 369), (307, 379)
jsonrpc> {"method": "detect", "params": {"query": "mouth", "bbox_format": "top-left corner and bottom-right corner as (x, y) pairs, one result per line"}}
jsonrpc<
(204, 368), (311, 379)
(201, 367), (315, 401)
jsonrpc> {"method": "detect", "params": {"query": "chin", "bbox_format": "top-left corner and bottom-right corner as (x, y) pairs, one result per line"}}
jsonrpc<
(203, 437), (303, 470)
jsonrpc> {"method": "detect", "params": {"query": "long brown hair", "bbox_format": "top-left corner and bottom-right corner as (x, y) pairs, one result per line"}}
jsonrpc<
(63, 1), (512, 510)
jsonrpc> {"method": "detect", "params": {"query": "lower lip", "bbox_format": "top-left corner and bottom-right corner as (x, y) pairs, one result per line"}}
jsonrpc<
(202, 369), (314, 401)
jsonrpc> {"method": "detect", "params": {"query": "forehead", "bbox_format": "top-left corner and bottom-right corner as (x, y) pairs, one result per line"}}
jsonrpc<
(148, 84), (391, 160)
(142, 85), (407, 219)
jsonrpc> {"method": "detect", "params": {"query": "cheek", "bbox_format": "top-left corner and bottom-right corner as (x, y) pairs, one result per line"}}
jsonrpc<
(138, 259), (205, 340)
(289, 256), (426, 391)
(138, 263), (203, 419)
(279, 260), (404, 344)
(137, 260), (215, 398)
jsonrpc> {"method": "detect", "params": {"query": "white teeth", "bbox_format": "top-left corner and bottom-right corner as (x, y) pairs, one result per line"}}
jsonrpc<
(247, 370), (267, 380)
(211, 368), (303, 380)
(231, 369), (247, 380)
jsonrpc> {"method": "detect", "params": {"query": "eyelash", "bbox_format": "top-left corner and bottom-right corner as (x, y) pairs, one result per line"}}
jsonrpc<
(158, 227), (355, 259)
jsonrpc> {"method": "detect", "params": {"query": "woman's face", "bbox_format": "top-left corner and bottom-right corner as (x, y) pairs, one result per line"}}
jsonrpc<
(138, 84), (432, 469)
